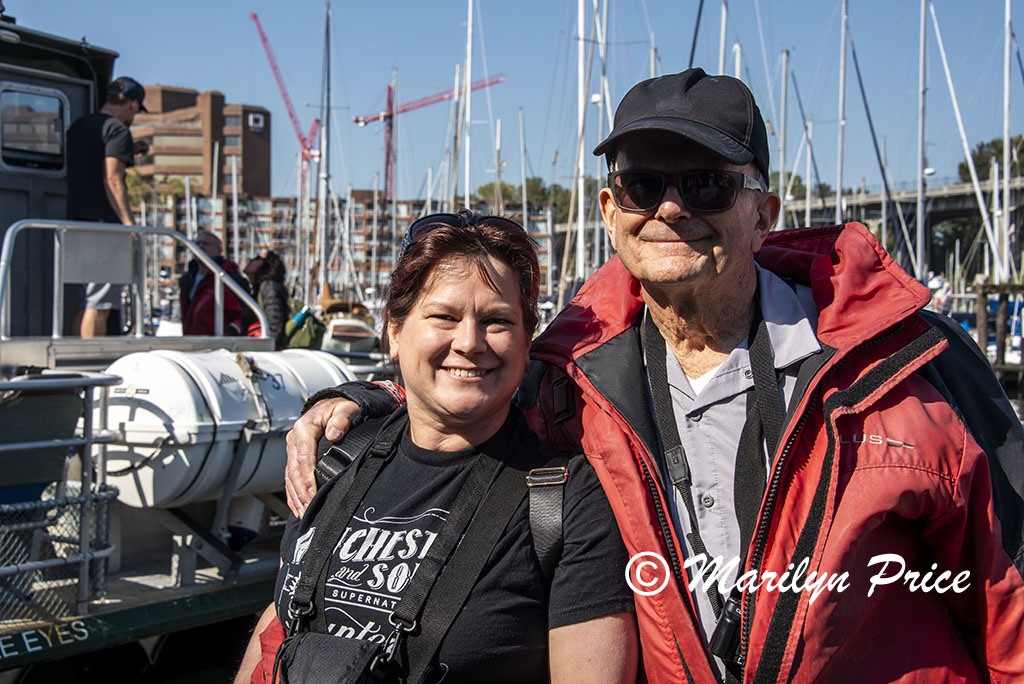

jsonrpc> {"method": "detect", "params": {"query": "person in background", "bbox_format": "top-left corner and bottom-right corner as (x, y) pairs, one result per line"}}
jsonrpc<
(235, 211), (637, 684)
(67, 76), (149, 337)
(243, 250), (289, 349)
(179, 230), (244, 336)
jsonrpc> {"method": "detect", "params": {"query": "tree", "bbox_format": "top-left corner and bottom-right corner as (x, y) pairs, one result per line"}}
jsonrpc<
(771, 171), (833, 199)
(524, 176), (547, 203)
(125, 169), (152, 207)
(545, 183), (571, 223)
(160, 177), (187, 199)
(770, 171), (806, 200)
(473, 181), (518, 206)
(958, 135), (1023, 182)
(477, 175), (603, 224)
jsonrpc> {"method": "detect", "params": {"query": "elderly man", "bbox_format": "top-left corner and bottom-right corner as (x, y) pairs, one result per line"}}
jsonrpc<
(284, 69), (1024, 683)
(178, 230), (245, 335)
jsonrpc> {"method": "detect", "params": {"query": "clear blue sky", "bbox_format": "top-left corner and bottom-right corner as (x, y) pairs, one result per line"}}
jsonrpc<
(14, 0), (1023, 201)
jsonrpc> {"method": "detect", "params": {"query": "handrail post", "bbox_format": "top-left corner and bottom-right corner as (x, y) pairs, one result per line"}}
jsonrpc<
(214, 271), (224, 336)
(77, 382), (95, 614)
(52, 227), (64, 339)
(134, 230), (146, 338)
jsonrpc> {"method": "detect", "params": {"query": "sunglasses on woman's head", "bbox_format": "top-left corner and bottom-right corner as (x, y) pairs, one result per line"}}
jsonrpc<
(608, 168), (767, 214)
(402, 213), (525, 250)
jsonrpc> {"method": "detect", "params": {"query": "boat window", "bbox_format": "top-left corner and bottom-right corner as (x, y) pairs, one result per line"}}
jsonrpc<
(0, 86), (68, 173)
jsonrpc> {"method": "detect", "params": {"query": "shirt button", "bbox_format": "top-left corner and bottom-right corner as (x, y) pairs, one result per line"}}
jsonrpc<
(701, 494), (715, 508)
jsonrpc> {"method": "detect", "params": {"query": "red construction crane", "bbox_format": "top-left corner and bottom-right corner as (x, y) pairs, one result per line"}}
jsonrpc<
(250, 12), (319, 164)
(354, 73), (507, 204)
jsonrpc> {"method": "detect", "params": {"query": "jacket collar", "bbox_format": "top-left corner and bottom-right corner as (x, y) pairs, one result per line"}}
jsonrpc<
(533, 223), (931, 364)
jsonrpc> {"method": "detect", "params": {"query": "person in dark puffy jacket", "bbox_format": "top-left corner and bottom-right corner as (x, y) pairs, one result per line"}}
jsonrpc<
(244, 250), (290, 349)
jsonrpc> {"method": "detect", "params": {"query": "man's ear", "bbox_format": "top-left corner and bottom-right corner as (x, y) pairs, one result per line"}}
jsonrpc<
(598, 187), (619, 250)
(752, 191), (781, 251)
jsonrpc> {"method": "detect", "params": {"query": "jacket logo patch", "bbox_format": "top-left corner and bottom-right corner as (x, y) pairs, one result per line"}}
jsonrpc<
(838, 433), (915, 449)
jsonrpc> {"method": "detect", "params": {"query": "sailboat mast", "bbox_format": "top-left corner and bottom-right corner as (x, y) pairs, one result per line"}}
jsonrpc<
(880, 136), (887, 249)
(779, 49), (788, 231)
(835, 0), (847, 225)
(806, 119), (813, 228)
(304, 156), (314, 301)
(493, 118), (502, 212)
(916, 0), (927, 279)
(389, 69), (398, 275)
(317, 0), (332, 301)
(449, 64), (462, 212)
(930, 2), (1000, 282)
(344, 184), (352, 291)
(293, 154), (300, 286)
(463, 0), (473, 210)
(185, 175), (193, 239)
(426, 166), (433, 215)
(594, 0), (610, 268)
(650, 32), (656, 78)
(371, 172), (379, 292)
(1003, 0), (1012, 280)
(519, 107), (528, 235)
(575, 0), (585, 281)
(231, 154), (240, 261)
(718, 1), (727, 74)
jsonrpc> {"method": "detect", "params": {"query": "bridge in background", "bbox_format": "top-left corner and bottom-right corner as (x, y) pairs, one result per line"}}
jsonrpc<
(783, 176), (1024, 237)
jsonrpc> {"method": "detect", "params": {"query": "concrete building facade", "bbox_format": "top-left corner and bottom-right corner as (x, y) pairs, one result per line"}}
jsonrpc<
(130, 85), (270, 197)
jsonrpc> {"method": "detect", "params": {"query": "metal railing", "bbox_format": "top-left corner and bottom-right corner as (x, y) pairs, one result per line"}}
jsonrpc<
(0, 370), (120, 617)
(321, 349), (394, 378)
(0, 219), (269, 340)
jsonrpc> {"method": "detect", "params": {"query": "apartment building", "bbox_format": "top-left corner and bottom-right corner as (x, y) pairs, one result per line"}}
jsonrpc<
(130, 85), (270, 197)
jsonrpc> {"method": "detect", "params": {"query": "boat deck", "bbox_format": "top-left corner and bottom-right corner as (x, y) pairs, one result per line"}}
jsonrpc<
(0, 540), (279, 670)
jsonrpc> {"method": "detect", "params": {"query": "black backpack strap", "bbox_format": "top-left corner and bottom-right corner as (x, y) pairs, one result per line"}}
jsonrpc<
(313, 416), (389, 489)
(527, 450), (571, 583)
(289, 409), (409, 634)
(404, 446), (536, 682)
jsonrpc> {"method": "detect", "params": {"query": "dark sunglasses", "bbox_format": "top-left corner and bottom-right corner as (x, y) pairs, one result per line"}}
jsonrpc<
(608, 168), (767, 214)
(402, 213), (525, 250)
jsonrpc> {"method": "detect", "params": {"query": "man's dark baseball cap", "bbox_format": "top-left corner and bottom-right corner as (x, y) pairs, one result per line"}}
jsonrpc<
(593, 68), (770, 181)
(108, 77), (148, 112)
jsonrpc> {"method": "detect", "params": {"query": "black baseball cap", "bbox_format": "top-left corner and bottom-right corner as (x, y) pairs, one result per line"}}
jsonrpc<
(109, 77), (148, 112)
(593, 68), (770, 181)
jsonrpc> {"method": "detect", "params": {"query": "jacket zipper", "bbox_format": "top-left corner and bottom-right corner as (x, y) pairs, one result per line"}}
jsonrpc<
(735, 323), (905, 669)
(735, 385), (819, 668)
(639, 457), (688, 594)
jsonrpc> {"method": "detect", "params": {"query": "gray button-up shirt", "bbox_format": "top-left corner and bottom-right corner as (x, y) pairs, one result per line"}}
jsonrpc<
(643, 266), (822, 662)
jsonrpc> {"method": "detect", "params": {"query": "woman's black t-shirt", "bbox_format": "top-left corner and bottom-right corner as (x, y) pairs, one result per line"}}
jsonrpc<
(274, 413), (634, 683)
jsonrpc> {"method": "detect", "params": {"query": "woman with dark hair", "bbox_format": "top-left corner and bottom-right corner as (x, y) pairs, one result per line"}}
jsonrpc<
(244, 250), (290, 350)
(236, 212), (638, 684)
